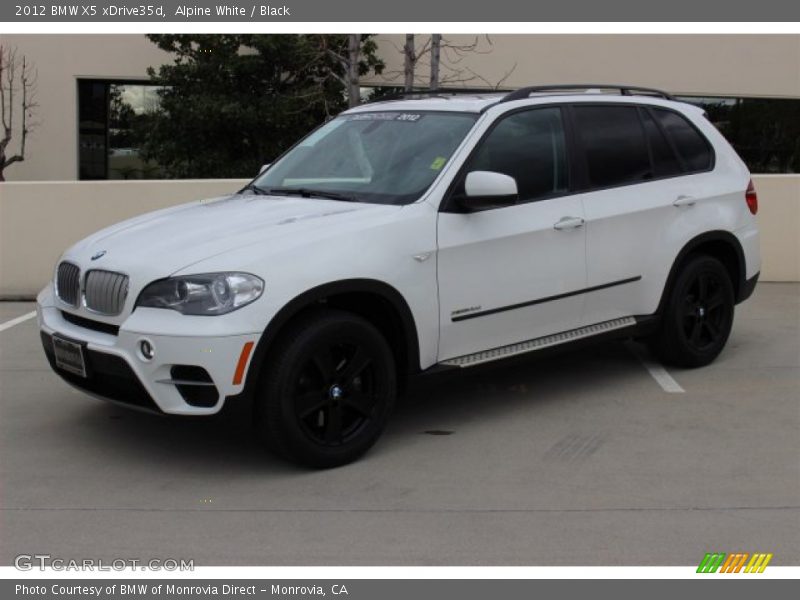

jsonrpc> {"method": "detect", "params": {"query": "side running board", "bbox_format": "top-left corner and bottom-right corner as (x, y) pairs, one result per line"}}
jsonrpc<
(440, 316), (637, 368)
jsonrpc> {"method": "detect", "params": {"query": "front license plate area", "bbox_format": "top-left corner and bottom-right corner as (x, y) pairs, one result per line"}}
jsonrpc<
(52, 335), (87, 378)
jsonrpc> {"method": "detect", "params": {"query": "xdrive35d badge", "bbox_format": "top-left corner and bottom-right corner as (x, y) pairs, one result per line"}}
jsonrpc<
(37, 84), (760, 468)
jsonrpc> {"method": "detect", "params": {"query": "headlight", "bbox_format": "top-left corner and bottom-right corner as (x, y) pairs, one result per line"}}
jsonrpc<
(136, 273), (264, 316)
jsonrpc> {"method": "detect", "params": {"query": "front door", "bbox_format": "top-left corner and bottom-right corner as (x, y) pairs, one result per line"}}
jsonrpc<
(436, 107), (587, 361)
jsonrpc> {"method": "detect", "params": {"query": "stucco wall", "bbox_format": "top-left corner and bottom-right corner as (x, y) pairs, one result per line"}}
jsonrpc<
(0, 179), (248, 297)
(0, 175), (797, 299)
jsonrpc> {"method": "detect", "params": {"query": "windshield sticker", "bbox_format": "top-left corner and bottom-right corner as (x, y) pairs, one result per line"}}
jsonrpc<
(430, 156), (447, 170)
(347, 113), (424, 122)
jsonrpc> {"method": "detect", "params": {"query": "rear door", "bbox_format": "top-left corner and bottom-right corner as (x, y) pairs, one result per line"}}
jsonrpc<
(574, 103), (714, 324)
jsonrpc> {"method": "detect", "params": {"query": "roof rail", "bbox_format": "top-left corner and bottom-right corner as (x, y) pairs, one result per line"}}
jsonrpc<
(500, 84), (675, 103)
(367, 87), (504, 104)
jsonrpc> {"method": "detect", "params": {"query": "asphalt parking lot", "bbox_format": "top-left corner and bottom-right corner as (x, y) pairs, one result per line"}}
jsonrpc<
(1, 283), (798, 566)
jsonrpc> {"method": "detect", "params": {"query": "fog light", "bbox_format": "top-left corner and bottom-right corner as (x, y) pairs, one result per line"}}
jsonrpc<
(140, 340), (155, 360)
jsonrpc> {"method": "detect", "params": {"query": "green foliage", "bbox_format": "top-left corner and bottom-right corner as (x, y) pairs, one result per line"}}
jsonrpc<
(137, 34), (384, 179)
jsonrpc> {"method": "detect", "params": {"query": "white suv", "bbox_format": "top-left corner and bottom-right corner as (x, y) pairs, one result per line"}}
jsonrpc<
(38, 85), (760, 467)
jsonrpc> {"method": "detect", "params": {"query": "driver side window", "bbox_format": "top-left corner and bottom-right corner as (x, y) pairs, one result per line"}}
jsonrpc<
(468, 107), (569, 203)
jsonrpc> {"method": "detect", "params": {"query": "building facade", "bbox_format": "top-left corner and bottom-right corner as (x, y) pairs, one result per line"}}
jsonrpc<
(2, 34), (799, 182)
(0, 34), (797, 295)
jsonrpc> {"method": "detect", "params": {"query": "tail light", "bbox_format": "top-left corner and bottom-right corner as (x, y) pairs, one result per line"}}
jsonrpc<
(745, 179), (758, 215)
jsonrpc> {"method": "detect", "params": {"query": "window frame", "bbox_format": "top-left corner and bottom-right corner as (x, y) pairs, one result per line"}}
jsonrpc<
(566, 101), (717, 194)
(440, 105), (576, 213)
(76, 78), (158, 180)
(251, 109), (481, 206)
(637, 105), (683, 179)
(675, 94), (799, 174)
(648, 105), (716, 175)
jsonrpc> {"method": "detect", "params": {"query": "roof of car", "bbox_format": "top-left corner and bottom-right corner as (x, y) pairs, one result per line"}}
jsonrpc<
(346, 94), (505, 114)
(344, 86), (699, 116)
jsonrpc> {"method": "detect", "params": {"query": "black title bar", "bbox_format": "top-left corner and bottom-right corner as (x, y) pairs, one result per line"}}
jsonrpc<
(4, 0), (800, 22)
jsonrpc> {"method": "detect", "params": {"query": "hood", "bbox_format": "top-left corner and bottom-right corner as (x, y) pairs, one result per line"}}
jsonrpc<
(64, 193), (401, 278)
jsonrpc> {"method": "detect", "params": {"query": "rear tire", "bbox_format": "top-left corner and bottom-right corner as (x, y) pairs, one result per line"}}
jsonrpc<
(649, 255), (735, 368)
(255, 310), (396, 468)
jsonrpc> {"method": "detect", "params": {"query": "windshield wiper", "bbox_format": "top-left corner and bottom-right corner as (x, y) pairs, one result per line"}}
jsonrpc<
(240, 183), (270, 195)
(266, 187), (358, 203)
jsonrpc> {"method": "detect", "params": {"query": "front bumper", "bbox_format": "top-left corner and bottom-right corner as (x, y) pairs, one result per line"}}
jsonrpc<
(37, 284), (260, 415)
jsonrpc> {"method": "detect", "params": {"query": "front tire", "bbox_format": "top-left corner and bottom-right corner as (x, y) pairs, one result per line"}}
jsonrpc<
(650, 255), (735, 368)
(255, 310), (396, 468)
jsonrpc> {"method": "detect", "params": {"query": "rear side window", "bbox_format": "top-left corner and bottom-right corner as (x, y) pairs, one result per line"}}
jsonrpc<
(640, 108), (682, 177)
(573, 105), (651, 188)
(469, 107), (569, 203)
(652, 108), (713, 172)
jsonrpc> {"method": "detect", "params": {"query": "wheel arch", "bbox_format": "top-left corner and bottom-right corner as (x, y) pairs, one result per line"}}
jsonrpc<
(234, 279), (422, 403)
(657, 230), (747, 315)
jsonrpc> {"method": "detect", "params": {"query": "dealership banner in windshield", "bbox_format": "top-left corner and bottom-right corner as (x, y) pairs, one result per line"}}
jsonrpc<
(5, 0), (800, 21)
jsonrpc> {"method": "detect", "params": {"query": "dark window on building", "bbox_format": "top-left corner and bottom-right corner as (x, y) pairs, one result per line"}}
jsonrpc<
(78, 80), (162, 180)
(468, 107), (568, 202)
(677, 96), (800, 174)
(652, 108), (713, 172)
(640, 108), (682, 177)
(78, 81), (108, 180)
(573, 105), (651, 188)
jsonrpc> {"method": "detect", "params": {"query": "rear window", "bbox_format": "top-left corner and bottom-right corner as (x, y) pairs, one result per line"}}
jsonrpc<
(573, 105), (651, 188)
(652, 108), (713, 172)
(640, 108), (682, 177)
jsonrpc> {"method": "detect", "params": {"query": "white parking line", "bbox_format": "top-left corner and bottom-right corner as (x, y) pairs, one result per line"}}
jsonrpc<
(626, 342), (685, 394)
(0, 311), (36, 333)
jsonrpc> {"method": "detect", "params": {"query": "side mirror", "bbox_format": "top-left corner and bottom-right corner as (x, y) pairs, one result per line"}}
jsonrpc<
(460, 171), (518, 211)
(259, 163), (271, 174)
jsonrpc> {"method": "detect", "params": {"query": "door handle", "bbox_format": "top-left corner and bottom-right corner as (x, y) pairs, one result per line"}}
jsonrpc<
(553, 216), (585, 231)
(673, 195), (696, 207)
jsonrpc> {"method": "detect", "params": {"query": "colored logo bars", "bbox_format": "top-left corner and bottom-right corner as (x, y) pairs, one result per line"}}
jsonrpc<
(697, 552), (773, 573)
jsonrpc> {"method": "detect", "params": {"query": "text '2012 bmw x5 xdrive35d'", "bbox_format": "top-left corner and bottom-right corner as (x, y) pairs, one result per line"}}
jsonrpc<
(38, 85), (760, 467)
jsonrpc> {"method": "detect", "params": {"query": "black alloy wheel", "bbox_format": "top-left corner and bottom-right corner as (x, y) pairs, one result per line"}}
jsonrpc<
(650, 254), (735, 368)
(256, 310), (396, 468)
(680, 270), (731, 353)
(294, 341), (379, 446)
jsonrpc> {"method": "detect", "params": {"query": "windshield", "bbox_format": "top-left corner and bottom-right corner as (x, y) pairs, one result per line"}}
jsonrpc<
(251, 111), (478, 205)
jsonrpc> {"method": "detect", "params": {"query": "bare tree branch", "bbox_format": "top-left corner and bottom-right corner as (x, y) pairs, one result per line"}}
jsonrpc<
(0, 45), (38, 180)
(378, 35), (509, 93)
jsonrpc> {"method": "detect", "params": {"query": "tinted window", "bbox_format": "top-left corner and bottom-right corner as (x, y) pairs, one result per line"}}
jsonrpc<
(78, 80), (164, 180)
(653, 108), (713, 172)
(469, 107), (568, 202)
(78, 81), (108, 180)
(574, 105), (651, 188)
(640, 108), (682, 177)
(677, 95), (798, 173)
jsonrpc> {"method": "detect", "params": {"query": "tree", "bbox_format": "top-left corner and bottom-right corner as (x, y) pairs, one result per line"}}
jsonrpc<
(138, 34), (384, 179)
(388, 35), (516, 93)
(403, 34), (416, 92)
(319, 34), (384, 107)
(429, 34), (442, 91)
(0, 46), (38, 181)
